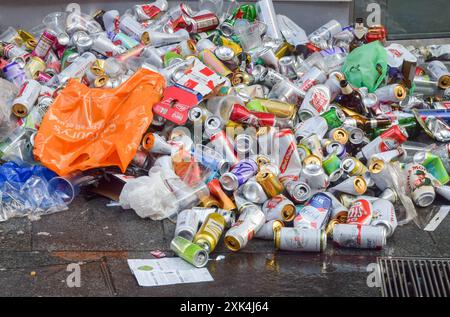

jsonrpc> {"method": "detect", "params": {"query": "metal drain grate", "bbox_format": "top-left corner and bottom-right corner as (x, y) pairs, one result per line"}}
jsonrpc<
(378, 257), (450, 297)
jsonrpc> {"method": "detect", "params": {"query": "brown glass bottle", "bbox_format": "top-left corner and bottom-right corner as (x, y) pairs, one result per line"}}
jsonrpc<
(336, 80), (368, 116)
(345, 115), (392, 130)
(349, 18), (367, 52)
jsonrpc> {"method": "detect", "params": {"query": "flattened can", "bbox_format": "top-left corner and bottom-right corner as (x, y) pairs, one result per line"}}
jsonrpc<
(170, 236), (209, 267)
(174, 209), (199, 241)
(275, 228), (327, 252)
(262, 194), (296, 222)
(371, 199), (397, 238)
(346, 199), (373, 225)
(299, 164), (330, 192)
(332, 224), (386, 250)
(254, 220), (284, 240)
(242, 177), (269, 204)
(224, 204), (265, 251)
(294, 193), (332, 229)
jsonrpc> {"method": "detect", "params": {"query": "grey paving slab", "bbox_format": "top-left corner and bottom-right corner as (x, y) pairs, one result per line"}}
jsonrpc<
(0, 217), (32, 251)
(106, 253), (381, 297)
(0, 261), (110, 297)
(428, 214), (450, 257)
(32, 197), (175, 252)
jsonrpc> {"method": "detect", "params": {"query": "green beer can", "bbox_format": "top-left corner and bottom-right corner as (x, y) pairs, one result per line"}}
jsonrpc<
(170, 236), (209, 268)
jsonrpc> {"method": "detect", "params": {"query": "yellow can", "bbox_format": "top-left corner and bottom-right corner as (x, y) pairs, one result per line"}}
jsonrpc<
(194, 213), (226, 253)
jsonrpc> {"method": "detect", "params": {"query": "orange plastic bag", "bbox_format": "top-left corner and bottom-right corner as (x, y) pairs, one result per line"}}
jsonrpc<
(33, 68), (165, 176)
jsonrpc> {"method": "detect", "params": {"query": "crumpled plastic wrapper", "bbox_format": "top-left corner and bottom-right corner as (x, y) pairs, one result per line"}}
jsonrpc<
(119, 169), (179, 221)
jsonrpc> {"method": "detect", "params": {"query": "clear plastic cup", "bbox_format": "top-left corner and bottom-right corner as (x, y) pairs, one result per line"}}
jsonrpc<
(233, 20), (264, 52)
(198, 0), (223, 15)
(47, 176), (80, 204)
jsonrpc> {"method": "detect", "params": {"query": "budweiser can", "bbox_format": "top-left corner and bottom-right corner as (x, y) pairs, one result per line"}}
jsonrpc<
(53, 52), (97, 85)
(294, 193), (332, 229)
(298, 84), (331, 121)
(347, 199), (373, 225)
(298, 66), (327, 95)
(175, 209), (199, 241)
(2, 43), (30, 61)
(119, 15), (149, 43)
(32, 30), (57, 60)
(426, 60), (450, 89)
(224, 204), (266, 251)
(133, 0), (168, 22)
(275, 228), (327, 252)
(333, 224), (386, 250)
(273, 129), (303, 177)
(294, 116), (328, 140)
(220, 158), (258, 191)
(262, 194), (296, 222)
(12, 79), (41, 117)
(209, 130), (239, 165)
(371, 199), (397, 238)
(375, 84), (407, 103)
(255, 220), (284, 240)
(369, 159), (392, 191)
(357, 125), (408, 161)
(91, 33), (126, 57)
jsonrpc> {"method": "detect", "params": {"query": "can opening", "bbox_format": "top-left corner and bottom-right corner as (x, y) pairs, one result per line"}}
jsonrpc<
(353, 177), (367, 195)
(224, 235), (240, 252)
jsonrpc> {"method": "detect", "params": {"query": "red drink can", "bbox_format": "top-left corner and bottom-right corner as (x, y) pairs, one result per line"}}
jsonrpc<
(366, 25), (387, 43)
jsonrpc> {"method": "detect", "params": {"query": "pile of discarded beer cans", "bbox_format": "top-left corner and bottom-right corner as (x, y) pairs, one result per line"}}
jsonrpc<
(1, 0), (450, 268)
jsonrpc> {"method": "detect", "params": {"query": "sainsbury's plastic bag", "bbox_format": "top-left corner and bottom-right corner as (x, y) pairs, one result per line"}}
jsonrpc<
(342, 41), (388, 93)
(33, 68), (165, 176)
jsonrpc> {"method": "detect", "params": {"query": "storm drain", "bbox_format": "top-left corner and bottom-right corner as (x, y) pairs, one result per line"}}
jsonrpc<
(378, 257), (450, 297)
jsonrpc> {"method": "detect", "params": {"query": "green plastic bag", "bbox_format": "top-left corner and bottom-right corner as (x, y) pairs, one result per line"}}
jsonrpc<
(342, 41), (388, 93)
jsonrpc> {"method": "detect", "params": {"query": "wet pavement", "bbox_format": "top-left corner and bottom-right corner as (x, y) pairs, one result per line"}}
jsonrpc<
(0, 195), (449, 297)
